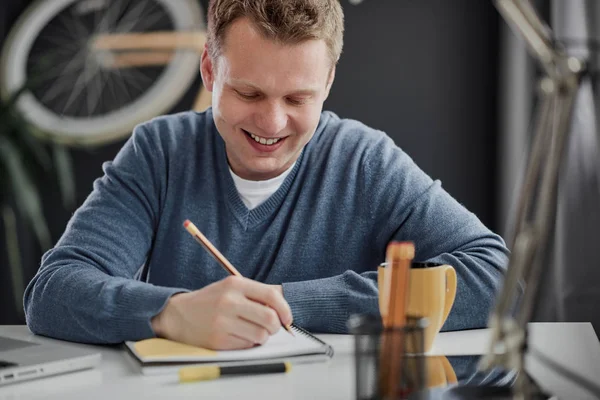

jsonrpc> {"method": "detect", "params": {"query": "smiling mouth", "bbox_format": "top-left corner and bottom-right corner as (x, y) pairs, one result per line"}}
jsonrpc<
(242, 129), (285, 146)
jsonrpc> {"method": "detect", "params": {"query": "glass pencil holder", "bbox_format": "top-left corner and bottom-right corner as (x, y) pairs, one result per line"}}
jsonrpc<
(347, 314), (429, 400)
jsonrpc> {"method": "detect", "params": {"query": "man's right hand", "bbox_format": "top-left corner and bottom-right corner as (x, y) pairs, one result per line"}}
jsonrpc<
(150, 276), (293, 350)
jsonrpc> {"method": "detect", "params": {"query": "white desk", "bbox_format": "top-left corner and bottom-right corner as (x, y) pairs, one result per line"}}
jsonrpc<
(0, 323), (599, 400)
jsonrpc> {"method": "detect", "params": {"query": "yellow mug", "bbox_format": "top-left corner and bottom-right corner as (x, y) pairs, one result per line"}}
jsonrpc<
(426, 355), (457, 388)
(377, 262), (457, 352)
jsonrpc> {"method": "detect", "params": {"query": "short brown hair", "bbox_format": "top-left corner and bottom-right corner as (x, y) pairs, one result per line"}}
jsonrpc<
(206, 0), (344, 66)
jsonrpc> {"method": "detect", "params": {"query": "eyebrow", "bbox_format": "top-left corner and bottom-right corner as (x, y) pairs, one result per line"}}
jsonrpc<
(230, 79), (318, 96)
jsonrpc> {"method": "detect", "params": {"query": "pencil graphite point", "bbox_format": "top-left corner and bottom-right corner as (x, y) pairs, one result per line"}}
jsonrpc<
(285, 324), (295, 336)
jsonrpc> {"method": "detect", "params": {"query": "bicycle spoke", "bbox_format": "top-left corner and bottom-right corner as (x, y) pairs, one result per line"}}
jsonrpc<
(69, 6), (91, 39)
(55, 14), (79, 42)
(93, 1), (100, 30)
(115, 0), (167, 34)
(40, 26), (81, 54)
(115, 0), (151, 33)
(127, 10), (166, 33)
(62, 56), (98, 115)
(126, 68), (155, 85)
(37, 48), (87, 85)
(105, 69), (122, 111)
(135, 1), (162, 28)
(29, 52), (71, 79)
(96, 0), (127, 34)
(111, 67), (134, 107)
(86, 65), (106, 116)
(60, 74), (86, 115)
(103, 67), (137, 110)
(39, 37), (79, 55)
(48, 15), (79, 42)
(95, 68), (109, 114)
(115, 67), (154, 92)
(40, 67), (84, 105)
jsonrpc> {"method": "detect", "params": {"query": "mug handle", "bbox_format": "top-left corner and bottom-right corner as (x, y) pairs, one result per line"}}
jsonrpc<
(442, 266), (457, 324)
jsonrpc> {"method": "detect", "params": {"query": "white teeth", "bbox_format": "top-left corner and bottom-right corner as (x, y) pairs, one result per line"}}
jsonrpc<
(249, 132), (281, 146)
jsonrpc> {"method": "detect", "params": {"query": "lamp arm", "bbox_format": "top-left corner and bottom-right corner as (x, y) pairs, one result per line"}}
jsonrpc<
(480, 1), (585, 398)
(495, 0), (557, 77)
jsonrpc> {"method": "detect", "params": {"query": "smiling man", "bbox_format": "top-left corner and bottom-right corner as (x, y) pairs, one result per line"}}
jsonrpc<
(24, 0), (509, 350)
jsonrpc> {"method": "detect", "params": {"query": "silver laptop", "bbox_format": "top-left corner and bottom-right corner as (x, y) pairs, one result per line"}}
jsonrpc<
(0, 335), (101, 386)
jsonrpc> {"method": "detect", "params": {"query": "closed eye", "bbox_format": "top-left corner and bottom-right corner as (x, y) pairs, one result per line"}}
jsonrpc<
(235, 90), (260, 100)
(286, 97), (308, 106)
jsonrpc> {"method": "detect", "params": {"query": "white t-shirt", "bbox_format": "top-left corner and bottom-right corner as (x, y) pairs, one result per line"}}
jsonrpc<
(229, 162), (296, 210)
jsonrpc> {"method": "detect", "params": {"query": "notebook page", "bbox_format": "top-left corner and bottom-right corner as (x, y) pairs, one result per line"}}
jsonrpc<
(128, 327), (326, 363)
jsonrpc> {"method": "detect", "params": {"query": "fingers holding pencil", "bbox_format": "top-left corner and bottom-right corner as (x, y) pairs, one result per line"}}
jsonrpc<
(183, 219), (294, 336)
(152, 277), (291, 350)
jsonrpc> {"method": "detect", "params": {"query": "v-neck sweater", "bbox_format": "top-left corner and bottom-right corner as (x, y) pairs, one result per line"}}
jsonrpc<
(24, 109), (509, 344)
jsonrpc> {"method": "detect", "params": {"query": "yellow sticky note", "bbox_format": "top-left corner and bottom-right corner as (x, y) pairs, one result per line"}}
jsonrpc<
(134, 338), (217, 358)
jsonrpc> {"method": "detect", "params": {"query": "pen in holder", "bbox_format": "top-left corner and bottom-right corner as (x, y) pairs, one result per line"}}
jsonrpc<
(348, 314), (429, 400)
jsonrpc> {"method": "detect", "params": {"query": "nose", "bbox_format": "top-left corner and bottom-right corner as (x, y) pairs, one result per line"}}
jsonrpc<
(254, 101), (287, 136)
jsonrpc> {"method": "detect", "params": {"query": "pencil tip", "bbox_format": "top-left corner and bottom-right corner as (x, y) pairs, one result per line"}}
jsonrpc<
(285, 325), (295, 336)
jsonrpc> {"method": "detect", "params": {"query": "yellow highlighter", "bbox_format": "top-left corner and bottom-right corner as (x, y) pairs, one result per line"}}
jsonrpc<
(179, 362), (292, 383)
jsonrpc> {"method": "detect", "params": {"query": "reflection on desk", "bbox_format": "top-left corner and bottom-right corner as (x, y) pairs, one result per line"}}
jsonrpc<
(449, 355), (517, 388)
(0, 323), (598, 400)
(367, 354), (518, 400)
(427, 355), (517, 400)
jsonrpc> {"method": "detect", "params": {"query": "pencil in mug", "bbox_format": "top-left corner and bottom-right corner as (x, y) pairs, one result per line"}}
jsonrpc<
(183, 219), (294, 336)
(379, 241), (414, 398)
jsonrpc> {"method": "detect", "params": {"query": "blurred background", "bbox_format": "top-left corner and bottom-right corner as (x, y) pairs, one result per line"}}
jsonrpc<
(1, 0), (597, 334)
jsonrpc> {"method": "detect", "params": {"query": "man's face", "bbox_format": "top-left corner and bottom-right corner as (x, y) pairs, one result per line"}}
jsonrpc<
(201, 18), (335, 181)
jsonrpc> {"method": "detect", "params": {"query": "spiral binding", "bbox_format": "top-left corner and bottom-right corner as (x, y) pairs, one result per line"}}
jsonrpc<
(291, 323), (335, 358)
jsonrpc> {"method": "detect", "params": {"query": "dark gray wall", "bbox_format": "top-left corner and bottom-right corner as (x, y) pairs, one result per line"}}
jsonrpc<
(0, 0), (500, 324)
(329, 0), (499, 225)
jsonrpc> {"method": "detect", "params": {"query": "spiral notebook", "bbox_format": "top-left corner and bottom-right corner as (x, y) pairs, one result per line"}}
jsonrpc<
(124, 324), (334, 375)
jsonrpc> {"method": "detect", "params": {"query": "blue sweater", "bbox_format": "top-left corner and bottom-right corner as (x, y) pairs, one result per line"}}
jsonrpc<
(24, 109), (509, 344)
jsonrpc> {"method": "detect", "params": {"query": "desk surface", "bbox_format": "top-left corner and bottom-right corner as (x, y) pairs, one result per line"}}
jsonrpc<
(0, 323), (598, 400)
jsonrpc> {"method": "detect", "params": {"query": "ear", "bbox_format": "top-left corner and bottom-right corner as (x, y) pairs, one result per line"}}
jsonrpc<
(200, 44), (215, 92)
(324, 66), (336, 99)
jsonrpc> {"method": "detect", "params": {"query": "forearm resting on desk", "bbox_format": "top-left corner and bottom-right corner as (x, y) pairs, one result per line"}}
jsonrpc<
(282, 270), (380, 334)
(24, 261), (186, 344)
(280, 248), (507, 334)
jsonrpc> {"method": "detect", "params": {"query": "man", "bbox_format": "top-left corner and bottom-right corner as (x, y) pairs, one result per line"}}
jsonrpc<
(24, 0), (508, 350)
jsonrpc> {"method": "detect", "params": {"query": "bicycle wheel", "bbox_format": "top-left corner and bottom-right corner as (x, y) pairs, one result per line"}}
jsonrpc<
(0, 0), (204, 146)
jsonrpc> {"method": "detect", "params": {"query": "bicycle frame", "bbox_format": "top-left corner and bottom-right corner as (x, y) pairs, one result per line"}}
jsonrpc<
(92, 31), (211, 112)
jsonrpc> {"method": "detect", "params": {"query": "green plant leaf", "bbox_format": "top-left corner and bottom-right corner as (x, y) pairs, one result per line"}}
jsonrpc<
(11, 114), (52, 172)
(0, 135), (51, 250)
(52, 144), (76, 209)
(2, 205), (24, 317)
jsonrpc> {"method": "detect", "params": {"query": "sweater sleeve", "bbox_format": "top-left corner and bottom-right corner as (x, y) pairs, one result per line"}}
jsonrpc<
(369, 140), (510, 332)
(23, 124), (188, 344)
(283, 134), (509, 333)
